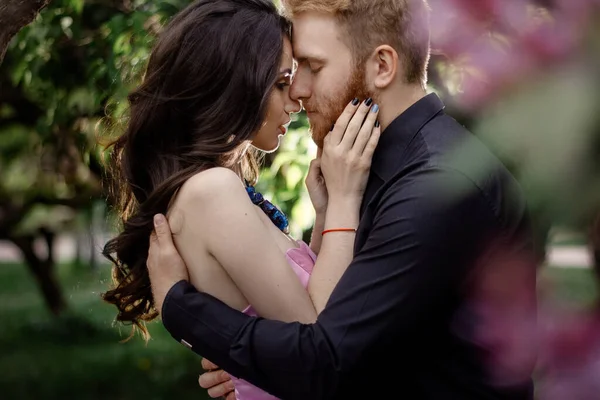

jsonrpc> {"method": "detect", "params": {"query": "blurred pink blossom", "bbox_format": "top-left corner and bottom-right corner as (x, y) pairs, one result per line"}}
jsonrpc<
(429, 0), (598, 108)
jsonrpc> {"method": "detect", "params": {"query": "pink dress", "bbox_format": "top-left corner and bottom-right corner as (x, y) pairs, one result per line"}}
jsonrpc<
(228, 240), (316, 400)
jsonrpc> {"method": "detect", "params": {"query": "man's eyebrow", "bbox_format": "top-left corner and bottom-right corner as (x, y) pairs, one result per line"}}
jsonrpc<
(295, 56), (326, 64)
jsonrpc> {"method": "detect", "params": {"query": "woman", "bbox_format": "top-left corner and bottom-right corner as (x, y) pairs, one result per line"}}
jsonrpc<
(101, 0), (380, 399)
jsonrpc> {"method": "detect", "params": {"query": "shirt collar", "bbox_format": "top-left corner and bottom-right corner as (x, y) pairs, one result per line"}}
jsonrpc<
(371, 92), (445, 181)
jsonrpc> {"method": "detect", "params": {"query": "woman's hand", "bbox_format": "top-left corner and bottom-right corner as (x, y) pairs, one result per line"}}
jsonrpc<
(321, 98), (381, 206)
(305, 147), (328, 215)
(198, 358), (236, 400)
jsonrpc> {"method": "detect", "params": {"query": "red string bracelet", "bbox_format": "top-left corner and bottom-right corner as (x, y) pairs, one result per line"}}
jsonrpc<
(322, 228), (357, 236)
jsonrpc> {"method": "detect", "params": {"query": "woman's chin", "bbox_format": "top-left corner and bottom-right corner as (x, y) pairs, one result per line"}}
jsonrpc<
(251, 138), (281, 154)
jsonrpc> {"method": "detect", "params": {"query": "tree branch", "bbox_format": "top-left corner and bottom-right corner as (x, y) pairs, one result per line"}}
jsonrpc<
(0, 0), (52, 65)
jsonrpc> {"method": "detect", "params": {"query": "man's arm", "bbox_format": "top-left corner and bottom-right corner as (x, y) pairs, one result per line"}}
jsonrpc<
(160, 169), (502, 399)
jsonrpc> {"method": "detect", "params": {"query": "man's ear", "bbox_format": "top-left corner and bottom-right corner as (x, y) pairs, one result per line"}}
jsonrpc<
(366, 45), (399, 90)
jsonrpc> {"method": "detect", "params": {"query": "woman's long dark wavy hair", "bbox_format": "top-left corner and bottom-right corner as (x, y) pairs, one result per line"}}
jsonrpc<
(102, 0), (291, 341)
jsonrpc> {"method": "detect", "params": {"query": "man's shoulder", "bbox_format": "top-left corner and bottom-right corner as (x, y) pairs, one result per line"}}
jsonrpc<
(387, 121), (527, 228)
(419, 115), (523, 200)
(385, 163), (486, 209)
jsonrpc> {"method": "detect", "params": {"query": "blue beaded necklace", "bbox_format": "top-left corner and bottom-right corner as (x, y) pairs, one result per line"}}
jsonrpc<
(245, 183), (290, 234)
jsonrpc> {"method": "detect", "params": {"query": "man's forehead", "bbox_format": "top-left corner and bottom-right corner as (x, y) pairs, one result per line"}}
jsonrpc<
(291, 12), (346, 61)
(291, 40), (327, 63)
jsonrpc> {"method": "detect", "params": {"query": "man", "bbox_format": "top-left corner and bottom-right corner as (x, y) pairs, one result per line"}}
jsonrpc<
(148, 0), (538, 399)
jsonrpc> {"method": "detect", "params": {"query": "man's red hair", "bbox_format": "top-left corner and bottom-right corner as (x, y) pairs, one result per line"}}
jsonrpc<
(282, 0), (431, 86)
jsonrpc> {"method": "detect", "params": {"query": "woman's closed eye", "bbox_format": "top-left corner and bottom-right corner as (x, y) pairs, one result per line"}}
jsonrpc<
(276, 81), (290, 90)
(276, 71), (292, 91)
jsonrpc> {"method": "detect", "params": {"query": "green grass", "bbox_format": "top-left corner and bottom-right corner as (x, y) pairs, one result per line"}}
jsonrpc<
(0, 262), (209, 400)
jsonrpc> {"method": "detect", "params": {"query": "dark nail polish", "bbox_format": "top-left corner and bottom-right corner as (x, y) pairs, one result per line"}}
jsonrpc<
(372, 104), (379, 113)
(330, 124), (335, 131)
(365, 98), (373, 106)
(375, 120), (380, 128)
(351, 98), (359, 106)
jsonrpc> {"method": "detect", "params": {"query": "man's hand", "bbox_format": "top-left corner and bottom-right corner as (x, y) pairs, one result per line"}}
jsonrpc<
(147, 213), (189, 313)
(199, 358), (236, 400)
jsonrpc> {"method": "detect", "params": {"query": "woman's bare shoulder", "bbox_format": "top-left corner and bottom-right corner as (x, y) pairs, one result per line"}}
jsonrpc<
(168, 167), (248, 233)
(179, 167), (245, 199)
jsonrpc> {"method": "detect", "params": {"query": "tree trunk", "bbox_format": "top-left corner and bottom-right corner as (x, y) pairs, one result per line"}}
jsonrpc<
(12, 234), (67, 316)
(0, 0), (52, 65)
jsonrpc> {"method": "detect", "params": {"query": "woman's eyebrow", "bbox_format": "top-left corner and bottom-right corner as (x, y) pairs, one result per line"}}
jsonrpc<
(279, 68), (293, 77)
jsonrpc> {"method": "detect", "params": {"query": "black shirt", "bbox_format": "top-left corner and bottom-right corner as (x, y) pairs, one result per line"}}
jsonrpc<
(161, 93), (536, 400)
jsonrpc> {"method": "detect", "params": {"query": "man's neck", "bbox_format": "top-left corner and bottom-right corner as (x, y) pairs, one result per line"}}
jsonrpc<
(377, 84), (427, 132)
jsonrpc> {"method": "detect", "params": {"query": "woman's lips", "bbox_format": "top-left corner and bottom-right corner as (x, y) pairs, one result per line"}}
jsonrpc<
(279, 120), (291, 135)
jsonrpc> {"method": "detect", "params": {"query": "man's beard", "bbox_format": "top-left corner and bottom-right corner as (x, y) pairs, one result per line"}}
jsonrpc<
(306, 65), (372, 148)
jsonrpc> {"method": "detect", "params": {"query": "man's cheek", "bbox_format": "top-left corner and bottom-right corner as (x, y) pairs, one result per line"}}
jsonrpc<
(306, 114), (320, 128)
(311, 126), (330, 149)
